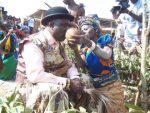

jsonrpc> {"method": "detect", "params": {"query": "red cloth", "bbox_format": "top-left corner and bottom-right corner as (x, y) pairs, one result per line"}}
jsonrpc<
(15, 29), (25, 39)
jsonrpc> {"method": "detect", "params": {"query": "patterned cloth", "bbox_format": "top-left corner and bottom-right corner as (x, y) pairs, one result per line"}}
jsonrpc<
(97, 80), (126, 113)
(2, 33), (18, 59)
(0, 32), (18, 80)
(78, 16), (101, 35)
(80, 34), (118, 88)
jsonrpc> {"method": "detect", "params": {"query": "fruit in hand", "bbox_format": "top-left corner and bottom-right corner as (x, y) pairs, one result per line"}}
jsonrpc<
(65, 27), (81, 40)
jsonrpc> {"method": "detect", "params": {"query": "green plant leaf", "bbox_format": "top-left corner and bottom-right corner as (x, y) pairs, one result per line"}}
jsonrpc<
(24, 107), (32, 113)
(127, 109), (145, 113)
(9, 105), (24, 113)
(0, 107), (2, 113)
(125, 103), (143, 111)
(61, 108), (78, 113)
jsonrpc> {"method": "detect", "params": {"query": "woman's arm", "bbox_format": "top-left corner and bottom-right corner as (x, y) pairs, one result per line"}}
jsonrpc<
(93, 45), (112, 60)
(82, 37), (112, 60)
(120, 9), (142, 23)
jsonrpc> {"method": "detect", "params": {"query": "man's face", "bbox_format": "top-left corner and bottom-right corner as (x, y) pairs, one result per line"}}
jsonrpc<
(50, 19), (70, 41)
(130, 0), (138, 4)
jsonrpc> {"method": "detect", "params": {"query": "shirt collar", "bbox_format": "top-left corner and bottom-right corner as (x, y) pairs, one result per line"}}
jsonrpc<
(43, 27), (57, 45)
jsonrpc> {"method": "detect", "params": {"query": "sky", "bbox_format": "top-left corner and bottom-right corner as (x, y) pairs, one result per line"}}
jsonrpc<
(0, 0), (116, 19)
(0, 0), (150, 19)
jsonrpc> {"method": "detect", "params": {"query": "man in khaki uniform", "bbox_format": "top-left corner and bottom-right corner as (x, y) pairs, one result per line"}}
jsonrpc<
(0, 6), (84, 113)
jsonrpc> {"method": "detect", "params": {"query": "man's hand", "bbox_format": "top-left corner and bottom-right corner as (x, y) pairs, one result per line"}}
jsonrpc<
(65, 27), (82, 49)
(70, 79), (85, 93)
(67, 34), (93, 48)
(67, 34), (83, 49)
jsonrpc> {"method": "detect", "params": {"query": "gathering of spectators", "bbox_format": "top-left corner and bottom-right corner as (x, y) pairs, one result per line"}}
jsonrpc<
(0, 0), (149, 112)
(0, 6), (35, 80)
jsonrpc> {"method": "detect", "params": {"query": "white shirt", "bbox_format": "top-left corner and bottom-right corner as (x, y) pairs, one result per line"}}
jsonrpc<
(28, 18), (34, 28)
(119, 0), (142, 37)
(117, 0), (142, 48)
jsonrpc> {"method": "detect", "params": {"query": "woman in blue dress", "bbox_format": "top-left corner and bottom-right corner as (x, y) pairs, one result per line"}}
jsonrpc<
(67, 16), (127, 113)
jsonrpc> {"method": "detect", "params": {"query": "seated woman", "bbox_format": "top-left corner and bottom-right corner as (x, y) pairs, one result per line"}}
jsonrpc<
(67, 16), (127, 113)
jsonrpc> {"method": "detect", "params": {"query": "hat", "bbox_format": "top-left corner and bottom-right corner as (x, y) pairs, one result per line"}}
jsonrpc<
(41, 6), (74, 26)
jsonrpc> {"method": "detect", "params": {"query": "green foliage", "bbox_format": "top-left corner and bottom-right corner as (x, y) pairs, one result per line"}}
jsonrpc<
(114, 48), (141, 74)
(61, 108), (78, 113)
(64, 44), (76, 63)
(0, 89), (86, 113)
(0, 90), (32, 113)
(61, 106), (87, 113)
(114, 46), (150, 81)
(64, 43), (89, 74)
(125, 103), (145, 113)
(114, 46), (150, 109)
(146, 46), (150, 70)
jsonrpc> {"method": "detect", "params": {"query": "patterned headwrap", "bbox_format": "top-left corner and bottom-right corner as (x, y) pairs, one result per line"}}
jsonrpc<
(78, 14), (101, 35)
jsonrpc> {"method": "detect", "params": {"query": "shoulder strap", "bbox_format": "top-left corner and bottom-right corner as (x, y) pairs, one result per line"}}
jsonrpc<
(31, 32), (49, 53)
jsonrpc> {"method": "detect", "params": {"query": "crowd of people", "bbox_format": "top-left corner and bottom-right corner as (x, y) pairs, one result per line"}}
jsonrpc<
(0, 0), (147, 112)
(0, 7), (36, 81)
